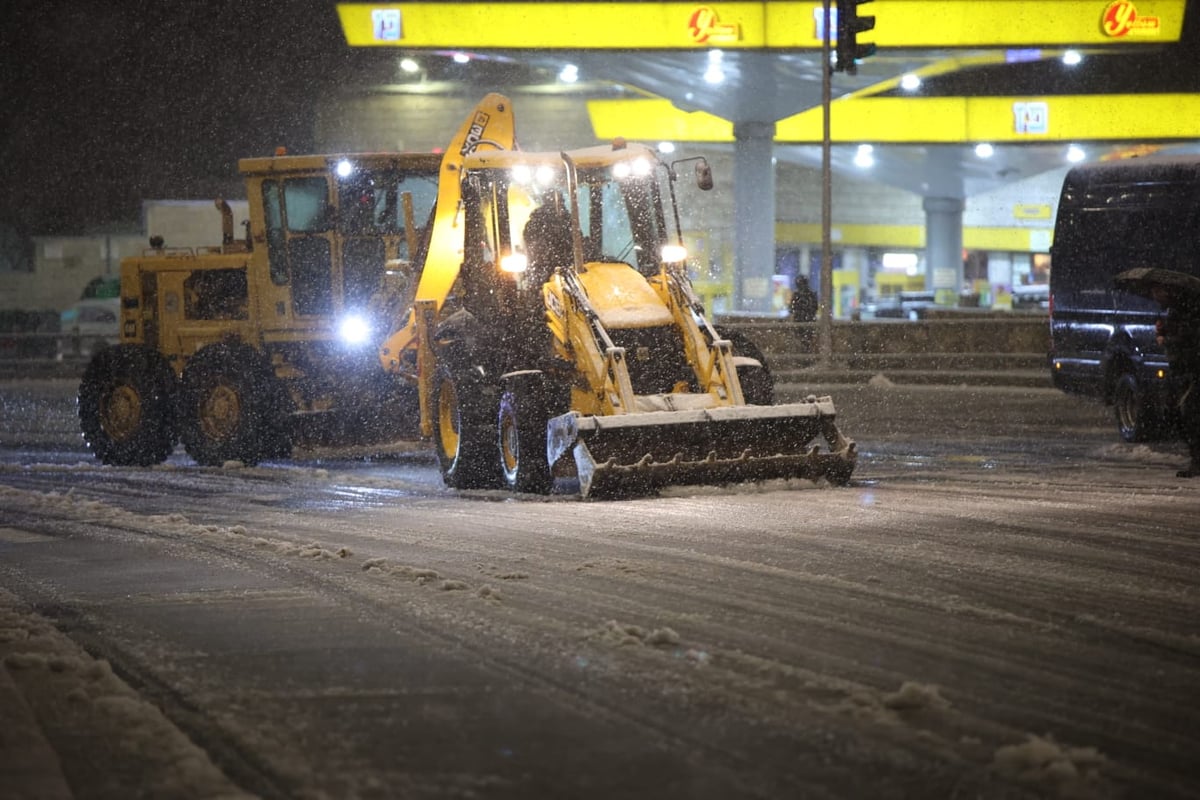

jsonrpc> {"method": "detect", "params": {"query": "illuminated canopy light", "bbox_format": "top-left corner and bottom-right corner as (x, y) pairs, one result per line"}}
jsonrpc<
(511, 164), (533, 184)
(703, 48), (724, 85)
(399, 57), (419, 73)
(501, 253), (528, 273)
(535, 164), (556, 185)
(853, 144), (875, 168)
(613, 162), (631, 179)
(339, 314), (371, 344)
(631, 157), (651, 176)
(452, 52), (470, 64)
(558, 63), (579, 83)
(657, 141), (676, 154)
(975, 142), (995, 158)
(900, 73), (921, 91)
(1062, 50), (1082, 66)
(1067, 144), (1086, 162)
(336, 159), (354, 178)
(660, 244), (687, 263)
(881, 252), (919, 270)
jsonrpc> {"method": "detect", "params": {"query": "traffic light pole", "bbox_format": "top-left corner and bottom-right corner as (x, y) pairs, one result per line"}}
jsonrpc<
(818, 0), (833, 366)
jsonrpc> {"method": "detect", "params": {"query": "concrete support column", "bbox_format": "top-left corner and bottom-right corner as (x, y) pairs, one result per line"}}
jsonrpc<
(922, 196), (965, 295)
(732, 120), (777, 313)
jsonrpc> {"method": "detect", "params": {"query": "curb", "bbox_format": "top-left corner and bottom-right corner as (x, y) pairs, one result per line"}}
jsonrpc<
(0, 593), (75, 800)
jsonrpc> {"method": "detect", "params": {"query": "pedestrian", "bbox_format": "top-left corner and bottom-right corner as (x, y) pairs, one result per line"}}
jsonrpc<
(1152, 284), (1200, 477)
(788, 276), (818, 322)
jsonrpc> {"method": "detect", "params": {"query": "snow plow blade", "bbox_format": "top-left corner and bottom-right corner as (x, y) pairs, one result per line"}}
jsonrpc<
(547, 396), (856, 498)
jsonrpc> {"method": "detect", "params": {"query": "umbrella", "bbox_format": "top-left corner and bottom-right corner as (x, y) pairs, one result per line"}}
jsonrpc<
(1113, 267), (1200, 302)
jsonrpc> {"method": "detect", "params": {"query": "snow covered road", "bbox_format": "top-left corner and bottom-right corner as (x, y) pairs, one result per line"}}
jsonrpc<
(1, 379), (1198, 799)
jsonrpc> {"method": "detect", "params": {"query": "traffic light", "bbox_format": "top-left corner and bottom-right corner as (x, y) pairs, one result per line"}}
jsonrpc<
(835, 0), (876, 75)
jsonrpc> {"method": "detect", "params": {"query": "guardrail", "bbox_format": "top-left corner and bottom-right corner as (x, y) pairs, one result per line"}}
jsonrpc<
(2, 317), (1053, 383)
(0, 331), (113, 380)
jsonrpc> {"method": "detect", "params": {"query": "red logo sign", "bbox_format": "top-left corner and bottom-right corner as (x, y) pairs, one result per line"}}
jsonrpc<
(687, 6), (741, 44)
(1101, 1), (1161, 37)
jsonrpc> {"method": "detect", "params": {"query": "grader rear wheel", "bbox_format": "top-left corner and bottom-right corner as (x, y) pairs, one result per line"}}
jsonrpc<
(78, 344), (178, 466)
(179, 342), (291, 466)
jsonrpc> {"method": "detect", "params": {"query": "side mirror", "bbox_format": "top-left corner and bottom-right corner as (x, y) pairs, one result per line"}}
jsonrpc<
(695, 159), (714, 191)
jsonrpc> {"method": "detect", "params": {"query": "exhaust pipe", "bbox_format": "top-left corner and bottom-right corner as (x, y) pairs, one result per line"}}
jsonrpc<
(215, 198), (234, 245)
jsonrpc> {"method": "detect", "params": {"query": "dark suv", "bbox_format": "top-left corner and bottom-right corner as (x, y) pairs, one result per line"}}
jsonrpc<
(1049, 154), (1200, 442)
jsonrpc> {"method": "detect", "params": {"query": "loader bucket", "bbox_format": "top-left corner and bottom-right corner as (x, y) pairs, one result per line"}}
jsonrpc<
(546, 396), (856, 498)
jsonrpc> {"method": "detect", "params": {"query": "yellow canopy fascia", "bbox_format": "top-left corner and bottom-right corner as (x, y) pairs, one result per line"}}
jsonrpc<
(588, 94), (1200, 143)
(775, 222), (1052, 251)
(337, 1), (1184, 50)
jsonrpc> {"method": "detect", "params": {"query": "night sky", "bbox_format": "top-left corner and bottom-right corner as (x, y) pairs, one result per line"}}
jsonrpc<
(3, 1), (1198, 240)
(1, 1), (351, 235)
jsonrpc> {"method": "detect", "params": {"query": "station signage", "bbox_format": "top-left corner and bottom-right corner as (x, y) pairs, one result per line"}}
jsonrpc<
(1013, 102), (1049, 135)
(1100, 1), (1162, 37)
(688, 6), (742, 44)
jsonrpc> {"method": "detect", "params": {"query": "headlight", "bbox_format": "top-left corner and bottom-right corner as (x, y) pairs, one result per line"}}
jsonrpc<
(500, 253), (528, 273)
(660, 244), (687, 263)
(338, 314), (371, 344)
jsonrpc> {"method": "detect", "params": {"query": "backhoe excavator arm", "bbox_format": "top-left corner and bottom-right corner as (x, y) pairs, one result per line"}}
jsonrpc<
(378, 93), (517, 376)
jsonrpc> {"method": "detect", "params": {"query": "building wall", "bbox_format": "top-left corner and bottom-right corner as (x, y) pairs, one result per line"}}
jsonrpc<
(315, 92), (599, 154)
(0, 199), (250, 312)
(3, 93), (1069, 314)
(313, 92), (1063, 273)
(1, 235), (141, 312)
(144, 200), (250, 251)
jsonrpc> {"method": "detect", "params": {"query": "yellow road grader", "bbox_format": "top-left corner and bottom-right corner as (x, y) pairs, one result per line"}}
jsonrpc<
(80, 93), (855, 496)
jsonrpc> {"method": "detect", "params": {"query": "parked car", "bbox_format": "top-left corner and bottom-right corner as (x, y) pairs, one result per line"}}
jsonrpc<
(1011, 283), (1049, 310)
(863, 291), (938, 320)
(58, 297), (121, 358)
(1049, 154), (1200, 442)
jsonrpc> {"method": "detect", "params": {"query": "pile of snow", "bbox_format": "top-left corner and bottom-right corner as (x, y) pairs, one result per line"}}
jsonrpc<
(0, 589), (254, 799)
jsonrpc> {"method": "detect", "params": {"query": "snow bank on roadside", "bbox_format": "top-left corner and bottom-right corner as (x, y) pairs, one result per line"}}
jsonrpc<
(0, 589), (254, 799)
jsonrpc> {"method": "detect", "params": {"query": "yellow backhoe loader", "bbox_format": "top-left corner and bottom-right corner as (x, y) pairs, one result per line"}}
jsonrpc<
(381, 95), (856, 496)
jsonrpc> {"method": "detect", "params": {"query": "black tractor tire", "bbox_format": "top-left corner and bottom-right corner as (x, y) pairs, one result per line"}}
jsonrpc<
(78, 344), (179, 466)
(498, 373), (555, 495)
(719, 327), (776, 405)
(736, 362), (775, 406)
(1113, 371), (1160, 443)
(179, 342), (292, 466)
(432, 357), (503, 490)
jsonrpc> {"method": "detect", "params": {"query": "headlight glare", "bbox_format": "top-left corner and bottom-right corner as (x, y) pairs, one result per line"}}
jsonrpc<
(660, 244), (687, 263)
(339, 314), (371, 344)
(501, 253), (529, 273)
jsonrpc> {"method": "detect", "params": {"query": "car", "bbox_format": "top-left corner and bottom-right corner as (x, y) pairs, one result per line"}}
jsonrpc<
(1011, 283), (1049, 310)
(1048, 154), (1200, 442)
(59, 297), (121, 358)
(863, 291), (938, 320)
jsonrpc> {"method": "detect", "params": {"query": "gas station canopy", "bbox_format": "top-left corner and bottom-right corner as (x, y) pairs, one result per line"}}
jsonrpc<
(337, 1), (1185, 50)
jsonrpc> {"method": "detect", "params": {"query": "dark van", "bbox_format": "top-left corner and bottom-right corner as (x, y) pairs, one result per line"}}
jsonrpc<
(1049, 154), (1200, 442)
